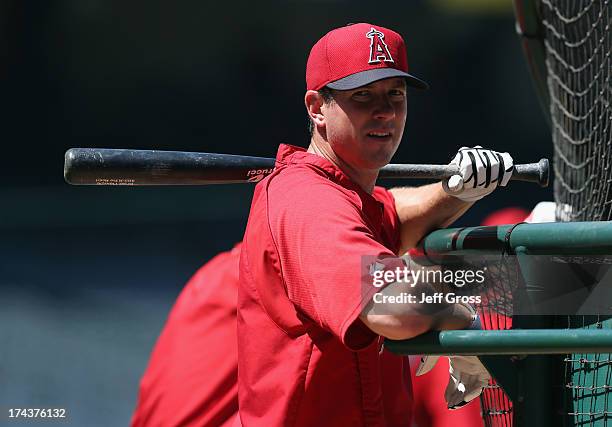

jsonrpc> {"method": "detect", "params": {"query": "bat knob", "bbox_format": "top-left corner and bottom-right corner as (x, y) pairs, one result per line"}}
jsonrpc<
(538, 158), (549, 188)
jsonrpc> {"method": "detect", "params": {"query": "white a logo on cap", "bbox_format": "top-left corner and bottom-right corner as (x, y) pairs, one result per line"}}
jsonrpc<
(366, 28), (394, 64)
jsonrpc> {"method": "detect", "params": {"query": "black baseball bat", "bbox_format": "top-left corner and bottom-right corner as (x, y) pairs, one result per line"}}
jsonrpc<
(64, 148), (549, 187)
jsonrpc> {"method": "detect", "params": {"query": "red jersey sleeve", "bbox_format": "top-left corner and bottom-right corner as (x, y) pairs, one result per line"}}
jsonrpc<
(373, 186), (402, 252)
(267, 169), (401, 350)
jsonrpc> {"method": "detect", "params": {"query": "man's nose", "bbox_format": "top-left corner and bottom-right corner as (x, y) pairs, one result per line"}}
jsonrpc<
(373, 97), (395, 120)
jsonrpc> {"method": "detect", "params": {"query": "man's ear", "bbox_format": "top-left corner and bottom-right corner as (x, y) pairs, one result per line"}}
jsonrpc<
(305, 90), (326, 128)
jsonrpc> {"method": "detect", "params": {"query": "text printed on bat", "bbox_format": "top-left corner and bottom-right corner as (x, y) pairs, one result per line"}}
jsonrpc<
(246, 168), (274, 182)
(95, 178), (136, 185)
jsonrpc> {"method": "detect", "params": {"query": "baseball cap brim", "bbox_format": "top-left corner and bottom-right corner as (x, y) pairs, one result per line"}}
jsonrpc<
(326, 68), (429, 91)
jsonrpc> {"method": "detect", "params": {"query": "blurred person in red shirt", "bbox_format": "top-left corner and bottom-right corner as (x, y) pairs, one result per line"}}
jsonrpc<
(131, 244), (241, 427)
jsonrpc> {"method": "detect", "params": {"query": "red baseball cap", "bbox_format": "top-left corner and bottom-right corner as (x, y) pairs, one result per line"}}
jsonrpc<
(306, 23), (429, 91)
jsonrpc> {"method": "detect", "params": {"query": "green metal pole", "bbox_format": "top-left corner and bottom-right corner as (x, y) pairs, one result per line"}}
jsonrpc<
(514, 354), (556, 427)
(384, 329), (612, 355)
(419, 222), (612, 255)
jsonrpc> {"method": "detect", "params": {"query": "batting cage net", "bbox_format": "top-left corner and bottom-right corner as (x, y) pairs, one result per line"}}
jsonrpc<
(543, 0), (611, 425)
(477, 256), (515, 427)
(546, 0), (611, 223)
(509, 0), (612, 425)
(478, 256), (515, 427)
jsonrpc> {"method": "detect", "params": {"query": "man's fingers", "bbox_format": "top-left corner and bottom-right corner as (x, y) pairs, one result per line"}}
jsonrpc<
(498, 152), (514, 186)
(416, 355), (440, 376)
(446, 175), (464, 193)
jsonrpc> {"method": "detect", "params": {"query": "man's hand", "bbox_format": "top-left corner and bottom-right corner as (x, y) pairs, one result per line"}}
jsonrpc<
(415, 304), (490, 409)
(443, 146), (514, 202)
(416, 355), (491, 409)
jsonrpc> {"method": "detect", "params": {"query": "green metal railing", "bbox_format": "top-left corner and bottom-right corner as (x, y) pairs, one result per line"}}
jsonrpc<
(419, 221), (612, 255)
(385, 221), (612, 426)
(386, 329), (612, 356)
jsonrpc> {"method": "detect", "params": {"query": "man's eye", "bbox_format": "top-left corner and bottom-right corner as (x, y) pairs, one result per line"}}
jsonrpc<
(352, 91), (370, 98)
(390, 90), (406, 97)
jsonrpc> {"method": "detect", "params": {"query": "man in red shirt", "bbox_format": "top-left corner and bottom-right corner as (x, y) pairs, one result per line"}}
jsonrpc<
(131, 244), (241, 427)
(237, 23), (515, 426)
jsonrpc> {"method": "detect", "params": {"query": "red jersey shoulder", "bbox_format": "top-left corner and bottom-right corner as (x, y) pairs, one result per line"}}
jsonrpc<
(264, 163), (363, 215)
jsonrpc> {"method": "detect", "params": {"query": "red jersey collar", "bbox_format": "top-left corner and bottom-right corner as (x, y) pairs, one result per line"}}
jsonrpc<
(275, 144), (373, 196)
(274, 144), (386, 231)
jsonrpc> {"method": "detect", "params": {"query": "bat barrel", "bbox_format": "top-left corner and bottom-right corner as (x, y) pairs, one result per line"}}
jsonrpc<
(64, 148), (277, 185)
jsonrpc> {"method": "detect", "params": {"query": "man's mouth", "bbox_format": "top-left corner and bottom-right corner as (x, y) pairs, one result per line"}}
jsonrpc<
(366, 131), (392, 139)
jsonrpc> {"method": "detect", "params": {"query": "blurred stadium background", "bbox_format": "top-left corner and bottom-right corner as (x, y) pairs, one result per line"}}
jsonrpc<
(1, 0), (552, 425)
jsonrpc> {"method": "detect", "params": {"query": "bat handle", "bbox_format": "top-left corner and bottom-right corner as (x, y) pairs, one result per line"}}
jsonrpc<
(446, 159), (549, 187)
(510, 158), (549, 187)
(379, 158), (550, 187)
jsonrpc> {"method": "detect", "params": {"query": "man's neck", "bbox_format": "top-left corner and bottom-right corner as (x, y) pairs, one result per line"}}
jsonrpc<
(307, 137), (378, 194)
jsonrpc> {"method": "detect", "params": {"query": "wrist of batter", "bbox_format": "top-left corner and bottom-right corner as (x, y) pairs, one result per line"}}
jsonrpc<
(432, 303), (475, 331)
(460, 302), (481, 330)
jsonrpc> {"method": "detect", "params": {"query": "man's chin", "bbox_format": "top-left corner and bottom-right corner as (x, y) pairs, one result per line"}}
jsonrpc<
(364, 148), (398, 169)
(360, 156), (394, 171)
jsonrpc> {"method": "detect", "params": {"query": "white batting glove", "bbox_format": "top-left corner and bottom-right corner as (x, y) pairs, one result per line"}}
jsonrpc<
(447, 355), (491, 409)
(415, 304), (490, 409)
(443, 146), (514, 202)
(416, 355), (491, 409)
